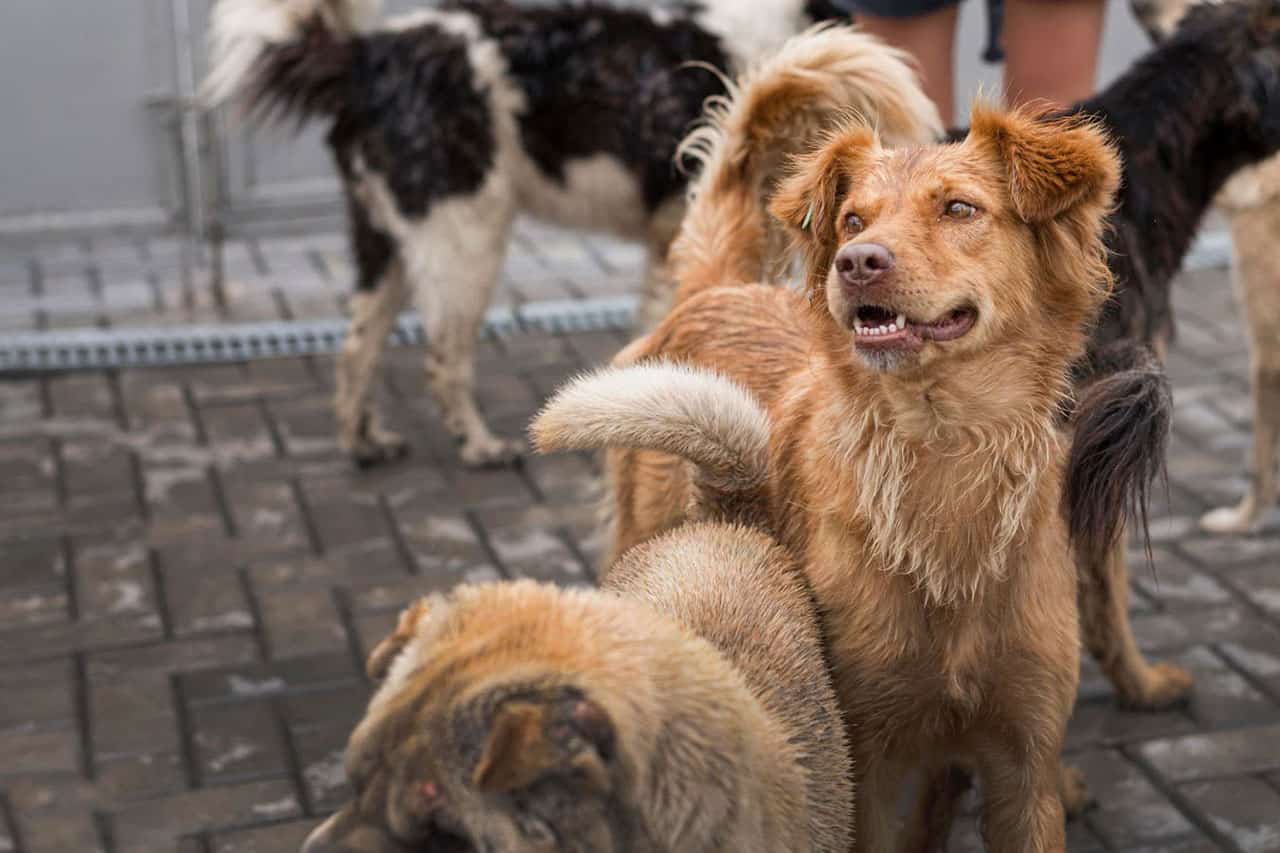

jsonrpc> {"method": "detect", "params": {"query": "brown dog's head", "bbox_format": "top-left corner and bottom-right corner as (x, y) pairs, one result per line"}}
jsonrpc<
(771, 105), (1119, 375)
(303, 584), (627, 853)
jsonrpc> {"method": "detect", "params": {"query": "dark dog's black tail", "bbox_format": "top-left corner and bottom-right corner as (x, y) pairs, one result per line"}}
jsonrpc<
(203, 0), (370, 123)
(1065, 342), (1171, 569)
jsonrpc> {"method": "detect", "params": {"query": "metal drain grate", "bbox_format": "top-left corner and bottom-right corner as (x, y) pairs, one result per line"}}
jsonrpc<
(0, 296), (637, 373)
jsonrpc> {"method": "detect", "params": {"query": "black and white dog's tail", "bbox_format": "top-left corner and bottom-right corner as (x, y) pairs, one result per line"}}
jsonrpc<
(1065, 341), (1172, 569)
(203, 0), (379, 120)
(531, 363), (772, 529)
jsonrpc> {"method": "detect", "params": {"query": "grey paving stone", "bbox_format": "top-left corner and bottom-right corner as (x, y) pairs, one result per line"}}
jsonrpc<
(1173, 646), (1280, 728)
(258, 586), (349, 659)
(90, 675), (180, 759)
(109, 778), (301, 851)
(297, 740), (352, 813)
(193, 701), (287, 784)
(1133, 548), (1234, 608)
(1071, 749), (1194, 846)
(12, 808), (102, 853)
(1179, 777), (1280, 852)
(0, 725), (80, 776)
(94, 750), (187, 803)
(209, 818), (316, 853)
(1140, 723), (1280, 782)
(181, 655), (358, 707)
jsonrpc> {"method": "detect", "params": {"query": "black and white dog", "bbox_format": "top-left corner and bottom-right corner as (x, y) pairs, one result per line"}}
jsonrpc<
(205, 0), (941, 466)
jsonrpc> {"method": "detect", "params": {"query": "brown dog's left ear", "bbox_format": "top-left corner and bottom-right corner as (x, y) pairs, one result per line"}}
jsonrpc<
(770, 123), (877, 243)
(473, 696), (614, 794)
(366, 599), (432, 681)
(968, 105), (1121, 224)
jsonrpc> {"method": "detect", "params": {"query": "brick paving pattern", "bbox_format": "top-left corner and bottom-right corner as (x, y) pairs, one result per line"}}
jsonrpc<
(1, 227), (1278, 852)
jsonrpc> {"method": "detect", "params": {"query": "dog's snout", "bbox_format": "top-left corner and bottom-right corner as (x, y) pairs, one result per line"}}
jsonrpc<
(835, 243), (895, 287)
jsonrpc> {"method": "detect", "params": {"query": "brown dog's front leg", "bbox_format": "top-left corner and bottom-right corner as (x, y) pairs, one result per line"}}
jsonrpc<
(978, 751), (1066, 853)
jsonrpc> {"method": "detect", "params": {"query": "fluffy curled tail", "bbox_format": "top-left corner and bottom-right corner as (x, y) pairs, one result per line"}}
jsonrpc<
(203, 0), (379, 118)
(669, 24), (941, 303)
(531, 363), (771, 527)
(1066, 342), (1171, 570)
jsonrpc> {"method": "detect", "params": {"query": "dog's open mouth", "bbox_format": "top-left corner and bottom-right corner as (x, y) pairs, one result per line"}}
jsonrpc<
(851, 304), (977, 350)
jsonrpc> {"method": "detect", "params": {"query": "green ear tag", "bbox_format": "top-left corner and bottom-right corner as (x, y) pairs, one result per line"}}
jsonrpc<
(800, 201), (814, 232)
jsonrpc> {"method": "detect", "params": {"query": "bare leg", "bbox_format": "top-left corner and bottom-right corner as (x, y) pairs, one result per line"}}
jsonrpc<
(1001, 0), (1105, 111)
(401, 187), (523, 467)
(335, 263), (411, 468)
(1079, 535), (1193, 708)
(854, 5), (959, 126)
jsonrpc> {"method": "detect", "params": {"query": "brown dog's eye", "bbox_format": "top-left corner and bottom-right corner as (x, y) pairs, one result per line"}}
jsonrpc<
(843, 212), (864, 234)
(944, 200), (977, 219)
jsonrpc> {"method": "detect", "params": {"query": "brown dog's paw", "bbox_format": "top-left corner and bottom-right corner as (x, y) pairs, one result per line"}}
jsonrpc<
(1060, 766), (1094, 818)
(1121, 661), (1194, 710)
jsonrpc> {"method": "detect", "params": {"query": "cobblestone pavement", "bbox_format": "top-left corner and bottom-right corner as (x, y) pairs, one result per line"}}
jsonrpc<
(1, 227), (1279, 852)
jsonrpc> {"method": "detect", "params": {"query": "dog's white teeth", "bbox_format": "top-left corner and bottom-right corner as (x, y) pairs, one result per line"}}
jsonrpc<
(895, 313), (906, 330)
(853, 317), (866, 332)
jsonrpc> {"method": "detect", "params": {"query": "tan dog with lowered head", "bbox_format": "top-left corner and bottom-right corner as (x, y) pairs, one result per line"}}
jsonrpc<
(301, 365), (852, 853)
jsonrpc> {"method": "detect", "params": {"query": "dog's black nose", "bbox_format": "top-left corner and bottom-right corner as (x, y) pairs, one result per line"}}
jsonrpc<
(835, 243), (895, 287)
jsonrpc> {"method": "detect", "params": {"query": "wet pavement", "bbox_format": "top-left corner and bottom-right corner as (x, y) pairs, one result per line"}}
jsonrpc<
(1, 227), (1279, 851)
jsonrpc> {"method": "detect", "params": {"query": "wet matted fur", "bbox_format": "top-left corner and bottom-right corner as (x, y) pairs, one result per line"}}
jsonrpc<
(599, 82), (1122, 849)
(203, 0), (940, 468)
(1129, 0), (1280, 535)
(302, 402), (853, 852)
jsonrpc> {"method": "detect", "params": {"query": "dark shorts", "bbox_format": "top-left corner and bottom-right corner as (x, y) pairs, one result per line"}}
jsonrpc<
(827, 0), (1006, 62)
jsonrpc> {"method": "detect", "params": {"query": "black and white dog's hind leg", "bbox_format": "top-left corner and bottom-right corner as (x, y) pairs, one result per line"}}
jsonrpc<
(334, 201), (411, 468)
(351, 159), (523, 466)
(410, 179), (522, 466)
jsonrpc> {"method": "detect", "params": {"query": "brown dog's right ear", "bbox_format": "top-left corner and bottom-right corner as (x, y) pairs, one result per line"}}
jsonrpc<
(366, 599), (432, 681)
(967, 105), (1120, 225)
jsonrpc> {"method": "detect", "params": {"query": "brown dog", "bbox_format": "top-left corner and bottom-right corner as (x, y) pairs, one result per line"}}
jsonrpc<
(301, 372), (853, 853)
(596, 102), (1122, 850)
